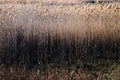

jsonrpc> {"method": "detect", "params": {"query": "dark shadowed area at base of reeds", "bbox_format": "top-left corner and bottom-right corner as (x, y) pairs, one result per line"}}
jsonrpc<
(0, 25), (120, 69)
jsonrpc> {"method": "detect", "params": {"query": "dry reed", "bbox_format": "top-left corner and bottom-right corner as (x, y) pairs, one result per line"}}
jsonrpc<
(0, 2), (120, 80)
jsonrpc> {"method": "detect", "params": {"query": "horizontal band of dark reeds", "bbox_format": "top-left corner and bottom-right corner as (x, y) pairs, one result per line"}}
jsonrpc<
(0, 22), (120, 68)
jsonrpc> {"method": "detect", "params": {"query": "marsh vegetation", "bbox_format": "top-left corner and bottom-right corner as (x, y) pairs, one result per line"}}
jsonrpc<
(0, 1), (120, 80)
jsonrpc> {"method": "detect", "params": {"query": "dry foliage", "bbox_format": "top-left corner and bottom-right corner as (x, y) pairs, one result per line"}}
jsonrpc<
(0, 2), (120, 80)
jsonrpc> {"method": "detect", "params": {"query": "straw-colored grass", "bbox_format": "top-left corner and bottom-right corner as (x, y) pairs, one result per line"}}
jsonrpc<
(0, 2), (120, 80)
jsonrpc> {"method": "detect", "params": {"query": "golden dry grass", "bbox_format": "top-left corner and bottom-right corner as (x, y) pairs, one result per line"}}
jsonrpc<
(0, 0), (79, 4)
(0, 2), (120, 80)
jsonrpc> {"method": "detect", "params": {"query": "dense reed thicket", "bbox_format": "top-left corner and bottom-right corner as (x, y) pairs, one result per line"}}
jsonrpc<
(0, 2), (120, 69)
(0, 2), (120, 80)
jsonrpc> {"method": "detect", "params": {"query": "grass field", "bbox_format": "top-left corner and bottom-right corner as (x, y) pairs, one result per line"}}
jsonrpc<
(0, 1), (120, 80)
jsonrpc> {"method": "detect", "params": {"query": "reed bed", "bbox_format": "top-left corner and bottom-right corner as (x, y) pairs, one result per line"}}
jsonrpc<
(0, 2), (120, 80)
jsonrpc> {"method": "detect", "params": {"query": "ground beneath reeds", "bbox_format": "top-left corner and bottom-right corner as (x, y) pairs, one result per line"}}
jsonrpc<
(0, 63), (120, 80)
